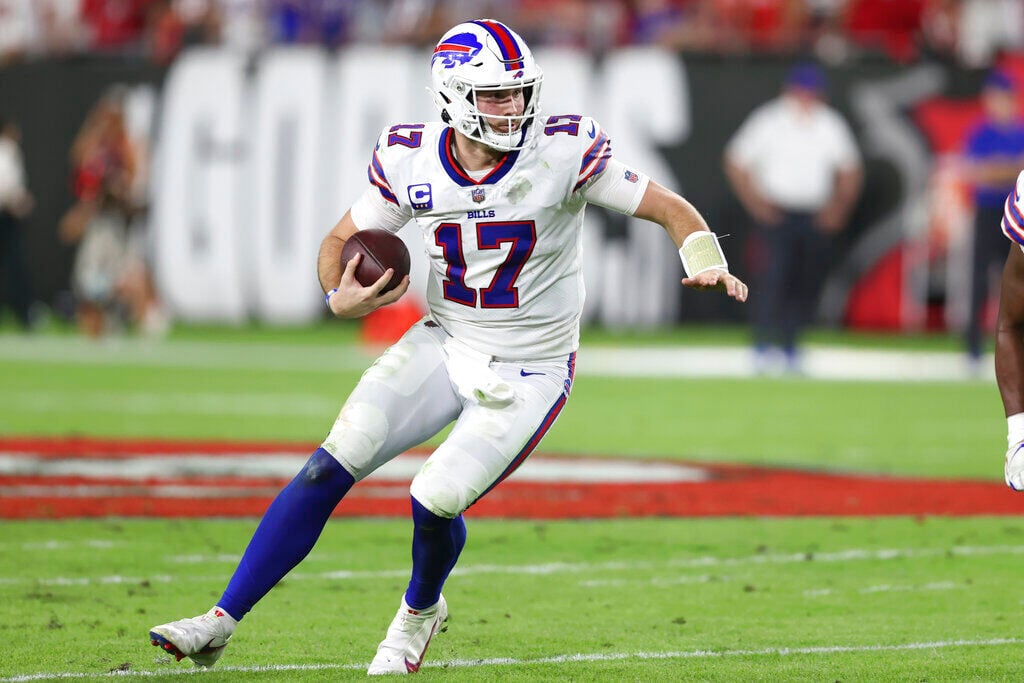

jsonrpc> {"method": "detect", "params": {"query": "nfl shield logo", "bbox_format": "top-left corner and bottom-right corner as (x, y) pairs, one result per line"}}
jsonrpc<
(472, 188), (486, 203)
(624, 170), (639, 183)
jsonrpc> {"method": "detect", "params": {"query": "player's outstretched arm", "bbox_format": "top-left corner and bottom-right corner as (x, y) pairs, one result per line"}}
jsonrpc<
(318, 210), (409, 319)
(996, 244), (1024, 490)
(633, 180), (748, 303)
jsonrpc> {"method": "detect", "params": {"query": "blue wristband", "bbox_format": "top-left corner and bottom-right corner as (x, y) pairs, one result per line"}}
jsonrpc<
(325, 288), (338, 306)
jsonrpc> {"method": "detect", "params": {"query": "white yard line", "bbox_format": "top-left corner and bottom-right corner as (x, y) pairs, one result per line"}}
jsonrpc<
(803, 581), (964, 598)
(0, 334), (995, 382)
(2, 638), (1021, 681)
(5, 544), (1023, 586)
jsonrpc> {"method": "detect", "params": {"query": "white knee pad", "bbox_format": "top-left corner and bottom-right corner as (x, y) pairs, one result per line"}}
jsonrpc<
(409, 454), (477, 519)
(320, 401), (389, 478)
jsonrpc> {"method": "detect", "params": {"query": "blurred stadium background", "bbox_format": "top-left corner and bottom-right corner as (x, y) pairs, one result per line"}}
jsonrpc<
(1, 0), (1022, 339)
(4, 1), (1024, 680)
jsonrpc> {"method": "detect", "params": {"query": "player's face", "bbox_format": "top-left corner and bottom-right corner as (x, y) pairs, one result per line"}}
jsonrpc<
(475, 87), (526, 132)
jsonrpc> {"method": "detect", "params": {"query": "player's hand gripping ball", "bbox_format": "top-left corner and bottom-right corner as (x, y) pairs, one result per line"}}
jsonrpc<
(1006, 440), (1024, 491)
(341, 229), (411, 294)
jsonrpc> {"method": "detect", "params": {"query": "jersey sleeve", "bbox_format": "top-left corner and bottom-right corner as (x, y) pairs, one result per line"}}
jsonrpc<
(569, 117), (650, 214)
(350, 129), (414, 233)
(1002, 170), (1024, 246)
(573, 117), (614, 192)
(578, 157), (650, 215)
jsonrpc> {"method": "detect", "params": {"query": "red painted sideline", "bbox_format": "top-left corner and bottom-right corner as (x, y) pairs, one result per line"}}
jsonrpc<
(2, 437), (1023, 518)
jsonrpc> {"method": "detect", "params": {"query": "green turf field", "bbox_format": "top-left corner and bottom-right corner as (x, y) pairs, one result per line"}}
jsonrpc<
(3, 518), (1023, 681)
(1, 323), (1021, 681)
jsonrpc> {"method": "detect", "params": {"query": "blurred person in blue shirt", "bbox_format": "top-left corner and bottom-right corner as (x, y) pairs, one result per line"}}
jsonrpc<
(267, 0), (354, 48)
(962, 69), (1024, 362)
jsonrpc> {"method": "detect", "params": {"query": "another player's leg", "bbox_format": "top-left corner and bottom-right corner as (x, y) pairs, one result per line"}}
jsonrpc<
(150, 321), (461, 668)
(368, 352), (575, 675)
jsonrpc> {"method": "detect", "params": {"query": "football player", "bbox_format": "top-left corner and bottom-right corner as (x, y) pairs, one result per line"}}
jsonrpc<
(996, 170), (1024, 491)
(149, 19), (748, 674)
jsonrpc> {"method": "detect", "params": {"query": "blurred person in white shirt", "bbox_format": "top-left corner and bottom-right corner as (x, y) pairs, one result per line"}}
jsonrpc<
(724, 62), (862, 372)
(0, 118), (35, 329)
(958, 0), (1023, 68)
(0, 0), (39, 63)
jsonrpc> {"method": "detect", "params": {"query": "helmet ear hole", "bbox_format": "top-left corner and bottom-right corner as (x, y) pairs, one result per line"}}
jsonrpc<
(441, 110), (451, 124)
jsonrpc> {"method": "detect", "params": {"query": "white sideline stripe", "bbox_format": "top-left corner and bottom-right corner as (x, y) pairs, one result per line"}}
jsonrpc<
(6, 544), (1024, 586)
(0, 334), (997, 382)
(2, 638), (1021, 681)
(0, 453), (710, 484)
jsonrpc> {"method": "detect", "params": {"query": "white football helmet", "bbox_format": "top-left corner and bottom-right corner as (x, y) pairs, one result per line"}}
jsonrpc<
(429, 20), (543, 152)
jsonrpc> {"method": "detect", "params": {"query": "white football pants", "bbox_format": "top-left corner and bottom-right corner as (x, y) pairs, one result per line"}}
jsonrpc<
(320, 319), (576, 518)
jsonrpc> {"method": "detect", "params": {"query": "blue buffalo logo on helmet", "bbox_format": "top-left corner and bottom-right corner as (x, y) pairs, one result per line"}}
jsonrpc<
(432, 32), (483, 69)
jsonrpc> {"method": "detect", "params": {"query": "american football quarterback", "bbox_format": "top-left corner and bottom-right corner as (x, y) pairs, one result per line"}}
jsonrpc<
(148, 19), (748, 674)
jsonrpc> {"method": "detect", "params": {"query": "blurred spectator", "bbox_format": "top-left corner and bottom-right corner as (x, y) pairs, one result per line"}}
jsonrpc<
(147, 0), (219, 64)
(0, 0), (40, 64)
(37, 0), (89, 55)
(213, 0), (266, 54)
(958, 0), (1024, 68)
(841, 0), (925, 62)
(80, 0), (151, 54)
(59, 90), (163, 337)
(918, 0), (960, 63)
(377, 0), (466, 48)
(961, 70), (1024, 362)
(724, 63), (863, 372)
(628, 0), (711, 51)
(0, 118), (35, 329)
(708, 0), (809, 54)
(266, 0), (360, 49)
(519, 0), (626, 52)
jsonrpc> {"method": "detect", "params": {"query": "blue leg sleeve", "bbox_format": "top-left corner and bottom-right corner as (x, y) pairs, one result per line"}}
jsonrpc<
(404, 496), (467, 610)
(218, 448), (354, 620)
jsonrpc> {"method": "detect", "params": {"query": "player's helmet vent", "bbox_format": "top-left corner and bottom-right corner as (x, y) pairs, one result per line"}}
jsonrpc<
(429, 20), (543, 152)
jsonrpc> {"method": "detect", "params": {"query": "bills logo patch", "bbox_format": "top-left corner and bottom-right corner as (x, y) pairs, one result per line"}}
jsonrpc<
(624, 170), (639, 183)
(472, 187), (486, 203)
(432, 33), (483, 68)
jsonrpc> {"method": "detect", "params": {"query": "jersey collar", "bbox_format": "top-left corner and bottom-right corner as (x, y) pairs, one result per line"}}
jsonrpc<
(438, 127), (521, 187)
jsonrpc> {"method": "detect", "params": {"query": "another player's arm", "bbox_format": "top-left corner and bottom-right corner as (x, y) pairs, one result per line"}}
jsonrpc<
(996, 172), (1024, 490)
(997, 244), (1024, 416)
(997, 244), (1024, 490)
(633, 180), (749, 303)
(317, 210), (409, 319)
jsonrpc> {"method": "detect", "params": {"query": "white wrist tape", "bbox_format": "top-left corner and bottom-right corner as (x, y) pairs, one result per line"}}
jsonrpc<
(1008, 412), (1024, 448)
(679, 231), (728, 278)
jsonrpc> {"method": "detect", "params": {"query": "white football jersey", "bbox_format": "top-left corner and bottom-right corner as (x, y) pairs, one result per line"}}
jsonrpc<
(351, 117), (650, 360)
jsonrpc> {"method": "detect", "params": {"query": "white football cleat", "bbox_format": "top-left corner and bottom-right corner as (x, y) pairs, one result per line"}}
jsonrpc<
(367, 595), (448, 675)
(149, 606), (237, 668)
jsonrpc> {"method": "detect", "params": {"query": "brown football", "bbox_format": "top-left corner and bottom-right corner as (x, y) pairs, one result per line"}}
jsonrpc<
(340, 229), (410, 294)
